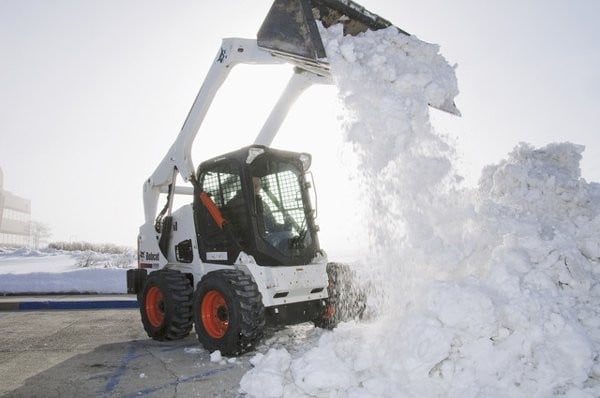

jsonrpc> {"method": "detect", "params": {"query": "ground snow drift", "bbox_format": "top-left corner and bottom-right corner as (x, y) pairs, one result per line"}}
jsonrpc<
(0, 248), (134, 294)
(240, 26), (600, 397)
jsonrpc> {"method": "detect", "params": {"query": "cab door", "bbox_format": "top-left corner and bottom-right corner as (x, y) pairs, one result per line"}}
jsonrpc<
(194, 161), (249, 264)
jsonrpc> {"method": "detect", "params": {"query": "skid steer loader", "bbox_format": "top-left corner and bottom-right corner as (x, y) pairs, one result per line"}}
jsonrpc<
(127, 0), (459, 356)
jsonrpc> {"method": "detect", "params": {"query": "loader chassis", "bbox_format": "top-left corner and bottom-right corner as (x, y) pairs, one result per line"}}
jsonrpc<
(128, 146), (330, 355)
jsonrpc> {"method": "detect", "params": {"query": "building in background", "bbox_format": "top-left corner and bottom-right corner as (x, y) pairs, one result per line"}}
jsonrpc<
(0, 167), (31, 246)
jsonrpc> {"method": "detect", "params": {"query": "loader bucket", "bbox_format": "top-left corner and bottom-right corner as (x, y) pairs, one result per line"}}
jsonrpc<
(258, 0), (407, 66)
(257, 0), (461, 116)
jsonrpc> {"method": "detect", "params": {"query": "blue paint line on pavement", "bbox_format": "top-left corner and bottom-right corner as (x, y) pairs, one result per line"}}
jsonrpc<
(103, 342), (139, 397)
(6, 300), (139, 311)
(121, 365), (236, 398)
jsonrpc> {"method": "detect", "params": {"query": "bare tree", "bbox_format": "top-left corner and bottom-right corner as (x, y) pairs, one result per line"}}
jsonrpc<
(29, 221), (51, 249)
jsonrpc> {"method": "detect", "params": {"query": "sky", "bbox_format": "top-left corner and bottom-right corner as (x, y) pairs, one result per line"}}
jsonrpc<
(1, 0), (599, 249)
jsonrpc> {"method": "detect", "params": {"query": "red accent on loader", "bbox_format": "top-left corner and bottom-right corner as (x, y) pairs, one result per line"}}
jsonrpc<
(200, 191), (227, 229)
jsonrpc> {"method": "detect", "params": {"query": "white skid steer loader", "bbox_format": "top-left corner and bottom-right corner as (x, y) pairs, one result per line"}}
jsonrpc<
(127, 0), (459, 356)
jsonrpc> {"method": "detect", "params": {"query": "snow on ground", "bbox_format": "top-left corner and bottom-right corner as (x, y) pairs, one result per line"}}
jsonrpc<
(239, 25), (600, 398)
(0, 248), (135, 294)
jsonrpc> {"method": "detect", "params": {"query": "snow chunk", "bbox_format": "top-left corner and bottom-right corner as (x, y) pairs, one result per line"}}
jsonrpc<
(209, 350), (222, 362)
(240, 348), (291, 398)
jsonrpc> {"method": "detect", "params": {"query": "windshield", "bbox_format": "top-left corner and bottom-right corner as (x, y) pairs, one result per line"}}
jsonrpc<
(252, 161), (313, 255)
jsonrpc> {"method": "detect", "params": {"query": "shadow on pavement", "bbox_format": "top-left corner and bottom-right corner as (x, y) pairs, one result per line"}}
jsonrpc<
(4, 337), (249, 398)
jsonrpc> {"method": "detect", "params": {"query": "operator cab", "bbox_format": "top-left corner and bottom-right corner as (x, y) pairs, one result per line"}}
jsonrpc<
(194, 145), (320, 266)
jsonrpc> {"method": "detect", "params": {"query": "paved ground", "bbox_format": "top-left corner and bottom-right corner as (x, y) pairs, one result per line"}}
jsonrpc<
(0, 308), (253, 397)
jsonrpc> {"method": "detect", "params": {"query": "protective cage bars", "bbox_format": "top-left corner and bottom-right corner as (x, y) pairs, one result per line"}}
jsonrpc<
(261, 171), (306, 226)
(202, 171), (242, 207)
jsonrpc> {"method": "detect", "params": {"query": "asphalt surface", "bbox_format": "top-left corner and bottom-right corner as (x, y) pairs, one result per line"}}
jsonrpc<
(0, 305), (253, 397)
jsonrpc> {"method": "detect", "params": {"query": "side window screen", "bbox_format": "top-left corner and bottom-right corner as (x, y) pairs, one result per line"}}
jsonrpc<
(201, 165), (241, 208)
(199, 162), (251, 249)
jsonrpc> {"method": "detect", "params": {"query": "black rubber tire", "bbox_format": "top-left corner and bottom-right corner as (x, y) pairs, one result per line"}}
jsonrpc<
(139, 269), (193, 341)
(313, 262), (366, 329)
(193, 269), (265, 356)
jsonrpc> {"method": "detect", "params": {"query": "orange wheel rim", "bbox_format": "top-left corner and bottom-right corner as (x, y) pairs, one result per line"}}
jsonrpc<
(322, 303), (336, 320)
(201, 290), (229, 338)
(145, 286), (165, 327)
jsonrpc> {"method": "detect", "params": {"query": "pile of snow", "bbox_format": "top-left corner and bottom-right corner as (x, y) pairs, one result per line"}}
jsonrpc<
(0, 248), (135, 294)
(240, 25), (600, 397)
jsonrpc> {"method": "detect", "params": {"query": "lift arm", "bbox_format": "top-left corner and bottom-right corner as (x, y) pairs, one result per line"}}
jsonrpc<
(144, 38), (308, 227)
(139, 39), (332, 268)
